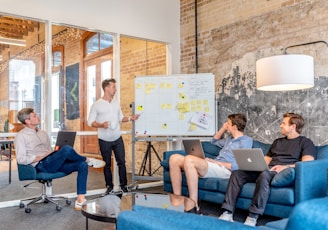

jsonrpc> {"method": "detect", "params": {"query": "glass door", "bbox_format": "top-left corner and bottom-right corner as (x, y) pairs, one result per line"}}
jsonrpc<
(83, 56), (113, 154)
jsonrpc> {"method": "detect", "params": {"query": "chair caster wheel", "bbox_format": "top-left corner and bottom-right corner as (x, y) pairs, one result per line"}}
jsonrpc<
(19, 202), (25, 208)
(66, 200), (71, 205)
(56, 205), (62, 211)
(25, 208), (31, 213)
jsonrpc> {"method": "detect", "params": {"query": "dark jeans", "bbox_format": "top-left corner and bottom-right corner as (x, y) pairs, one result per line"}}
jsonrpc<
(35, 145), (88, 194)
(221, 169), (277, 215)
(99, 136), (127, 188)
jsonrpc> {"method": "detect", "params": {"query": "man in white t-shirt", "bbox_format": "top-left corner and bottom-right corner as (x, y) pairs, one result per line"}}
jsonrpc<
(88, 78), (139, 195)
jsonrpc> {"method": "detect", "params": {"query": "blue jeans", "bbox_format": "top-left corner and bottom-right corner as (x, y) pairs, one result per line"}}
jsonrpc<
(35, 145), (88, 195)
(99, 136), (127, 188)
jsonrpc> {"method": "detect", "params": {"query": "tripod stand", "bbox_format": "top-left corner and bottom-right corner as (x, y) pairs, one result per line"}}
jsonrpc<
(138, 141), (162, 176)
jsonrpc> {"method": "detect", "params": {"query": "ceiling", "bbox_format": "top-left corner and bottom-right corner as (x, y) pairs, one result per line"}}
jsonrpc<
(0, 16), (39, 53)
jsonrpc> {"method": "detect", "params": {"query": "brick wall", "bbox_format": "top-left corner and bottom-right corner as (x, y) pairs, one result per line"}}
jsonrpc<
(120, 36), (167, 174)
(180, 0), (328, 144)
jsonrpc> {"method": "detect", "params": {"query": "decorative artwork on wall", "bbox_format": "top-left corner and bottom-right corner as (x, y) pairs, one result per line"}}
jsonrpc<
(217, 65), (328, 146)
(65, 63), (80, 120)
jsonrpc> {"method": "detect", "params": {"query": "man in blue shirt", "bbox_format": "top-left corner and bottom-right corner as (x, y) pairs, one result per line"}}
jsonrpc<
(169, 113), (253, 213)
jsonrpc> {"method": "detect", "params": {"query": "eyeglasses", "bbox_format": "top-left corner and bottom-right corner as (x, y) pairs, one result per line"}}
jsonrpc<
(28, 112), (39, 119)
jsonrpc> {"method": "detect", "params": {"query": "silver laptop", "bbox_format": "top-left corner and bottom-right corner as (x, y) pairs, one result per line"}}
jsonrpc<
(54, 131), (76, 150)
(182, 139), (205, 159)
(232, 148), (269, 171)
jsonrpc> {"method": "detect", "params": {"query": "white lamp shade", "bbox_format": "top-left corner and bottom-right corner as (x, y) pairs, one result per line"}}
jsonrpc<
(256, 54), (314, 91)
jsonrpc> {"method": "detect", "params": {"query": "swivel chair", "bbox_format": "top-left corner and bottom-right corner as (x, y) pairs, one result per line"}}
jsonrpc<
(17, 164), (71, 213)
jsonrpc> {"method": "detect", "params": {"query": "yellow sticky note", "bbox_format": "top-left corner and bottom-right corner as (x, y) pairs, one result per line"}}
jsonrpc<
(179, 93), (187, 100)
(189, 124), (197, 131)
(162, 123), (168, 129)
(137, 105), (144, 111)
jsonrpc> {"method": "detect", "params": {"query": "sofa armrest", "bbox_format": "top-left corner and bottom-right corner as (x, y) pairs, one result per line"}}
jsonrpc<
(286, 197), (328, 230)
(295, 159), (328, 203)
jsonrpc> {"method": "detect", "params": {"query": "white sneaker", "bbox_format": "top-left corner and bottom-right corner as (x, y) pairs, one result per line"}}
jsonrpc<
(219, 211), (234, 222)
(87, 158), (105, 168)
(244, 216), (257, 226)
(74, 199), (86, 210)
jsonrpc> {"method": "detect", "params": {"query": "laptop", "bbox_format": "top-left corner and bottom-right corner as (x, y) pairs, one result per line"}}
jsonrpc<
(232, 148), (270, 171)
(54, 131), (76, 151)
(182, 139), (205, 159)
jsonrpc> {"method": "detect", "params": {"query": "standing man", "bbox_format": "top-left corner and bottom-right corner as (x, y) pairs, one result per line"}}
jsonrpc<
(169, 113), (253, 213)
(219, 112), (316, 226)
(14, 108), (105, 210)
(88, 78), (139, 195)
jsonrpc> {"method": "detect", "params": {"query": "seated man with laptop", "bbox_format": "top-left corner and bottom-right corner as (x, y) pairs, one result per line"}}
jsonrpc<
(169, 113), (253, 213)
(219, 112), (316, 226)
(14, 108), (105, 211)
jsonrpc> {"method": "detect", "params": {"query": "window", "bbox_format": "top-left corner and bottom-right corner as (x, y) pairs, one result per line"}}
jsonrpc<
(53, 51), (62, 67)
(86, 33), (113, 55)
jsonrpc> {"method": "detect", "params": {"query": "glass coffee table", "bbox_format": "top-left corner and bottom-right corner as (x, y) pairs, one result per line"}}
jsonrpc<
(81, 192), (195, 229)
(81, 194), (132, 230)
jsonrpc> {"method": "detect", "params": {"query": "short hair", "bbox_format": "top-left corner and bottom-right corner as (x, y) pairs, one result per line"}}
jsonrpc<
(228, 113), (247, 132)
(102, 78), (116, 91)
(283, 112), (304, 134)
(17, 108), (34, 125)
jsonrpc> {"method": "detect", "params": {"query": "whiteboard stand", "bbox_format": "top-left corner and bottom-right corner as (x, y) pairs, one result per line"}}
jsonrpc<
(130, 102), (163, 190)
(138, 140), (162, 176)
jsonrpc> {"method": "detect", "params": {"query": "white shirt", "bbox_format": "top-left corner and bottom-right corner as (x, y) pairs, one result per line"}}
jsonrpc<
(88, 98), (124, 142)
(14, 127), (52, 166)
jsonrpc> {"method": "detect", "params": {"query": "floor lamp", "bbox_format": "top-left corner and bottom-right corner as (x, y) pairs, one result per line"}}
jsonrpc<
(256, 40), (328, 91)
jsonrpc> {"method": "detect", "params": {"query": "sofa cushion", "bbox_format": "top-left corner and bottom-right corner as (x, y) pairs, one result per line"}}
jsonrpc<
(271, 168), (295, 187)
(202, 141), (221, 158)
(316, 144), (328, 160)
(252, 140), (271, 154)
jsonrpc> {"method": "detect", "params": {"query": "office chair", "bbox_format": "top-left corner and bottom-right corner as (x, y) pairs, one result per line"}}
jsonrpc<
(17, 164), (71, 213)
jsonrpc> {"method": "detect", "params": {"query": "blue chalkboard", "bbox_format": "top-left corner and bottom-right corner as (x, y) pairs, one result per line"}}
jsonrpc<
(134, 73), (215, 136)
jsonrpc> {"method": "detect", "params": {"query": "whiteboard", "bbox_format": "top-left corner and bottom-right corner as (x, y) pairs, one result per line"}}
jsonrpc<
(134, 73), (215, 136)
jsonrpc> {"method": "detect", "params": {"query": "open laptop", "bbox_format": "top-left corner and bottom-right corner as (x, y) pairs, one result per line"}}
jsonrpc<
(232, 148), (269, 171)
(182, 139), (205, 159)
(54, 131), (76, 151)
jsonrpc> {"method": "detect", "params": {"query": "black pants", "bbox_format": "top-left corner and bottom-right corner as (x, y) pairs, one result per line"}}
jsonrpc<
(98, 137), (127, 188)
(221, 169), (277, 215)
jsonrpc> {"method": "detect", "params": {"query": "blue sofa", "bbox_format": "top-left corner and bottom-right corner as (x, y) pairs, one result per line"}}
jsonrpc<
(161, 140), (328, 218)
(117, 197), (328, 230)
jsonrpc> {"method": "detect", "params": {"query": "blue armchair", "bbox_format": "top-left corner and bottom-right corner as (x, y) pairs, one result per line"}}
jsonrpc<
(17, 164), (71, 213)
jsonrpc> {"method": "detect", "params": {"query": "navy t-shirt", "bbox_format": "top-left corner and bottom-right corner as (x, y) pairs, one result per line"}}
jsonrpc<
(266, 136), (316, 167)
